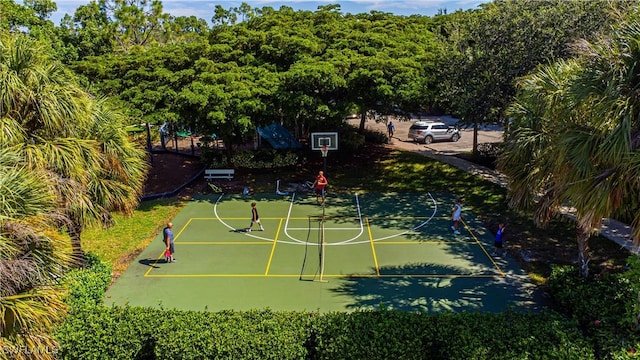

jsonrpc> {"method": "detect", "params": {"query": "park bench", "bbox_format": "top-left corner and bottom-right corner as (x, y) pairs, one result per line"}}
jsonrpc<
(204, 169), (234, 181)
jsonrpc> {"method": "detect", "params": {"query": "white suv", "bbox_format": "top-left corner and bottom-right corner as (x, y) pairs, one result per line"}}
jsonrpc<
(408, 121), (461, 144)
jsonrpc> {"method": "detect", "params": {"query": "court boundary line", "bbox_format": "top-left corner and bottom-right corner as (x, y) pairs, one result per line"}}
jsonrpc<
(462, 218), (505, 276)
(144, 273), (503, 278)
(264, 218), (283, 275)
(366, 217), (380, 276)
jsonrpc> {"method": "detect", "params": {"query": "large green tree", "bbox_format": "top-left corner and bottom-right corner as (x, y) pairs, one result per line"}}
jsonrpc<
(437, 0), (630, 153)
(0, 147), (73, 360)
(498, 17), (640, 278)
(0, 33), (148, 265)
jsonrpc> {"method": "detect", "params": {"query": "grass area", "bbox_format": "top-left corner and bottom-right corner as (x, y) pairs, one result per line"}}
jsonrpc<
(82, 199), (185, 277)
(82, 143), (631, 286)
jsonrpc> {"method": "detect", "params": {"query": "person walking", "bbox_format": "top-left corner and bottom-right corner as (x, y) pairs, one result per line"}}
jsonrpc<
(246, 202), (264, 232)
(451, 198), (463, 235)
(493, 222), (506, 256)
(312, 170), (328, 204)
(387, 121), (395, 138)
(163, 222), (176, 262)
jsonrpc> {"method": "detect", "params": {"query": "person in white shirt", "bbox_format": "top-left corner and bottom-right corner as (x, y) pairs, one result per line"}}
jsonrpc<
(451, 198), (463, 235)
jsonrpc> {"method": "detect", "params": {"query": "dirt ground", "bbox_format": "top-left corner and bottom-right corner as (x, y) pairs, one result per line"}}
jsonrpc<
(143, 152), (203, 196)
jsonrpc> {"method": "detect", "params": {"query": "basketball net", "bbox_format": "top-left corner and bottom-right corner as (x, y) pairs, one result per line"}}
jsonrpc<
(320, 145), (329, 158)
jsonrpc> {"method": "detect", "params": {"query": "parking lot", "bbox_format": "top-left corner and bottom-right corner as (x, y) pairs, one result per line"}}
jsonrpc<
(347, 116), (504, 155)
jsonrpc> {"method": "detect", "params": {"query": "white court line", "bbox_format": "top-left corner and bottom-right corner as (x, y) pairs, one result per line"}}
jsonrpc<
(330, 192), (438, 245)
(244, 192), (306, 244)
(212, 193), (237, 232)
(333, 193), (364, 244)
(283, 193), (365, 245)
(212, 193), (293, 243)
(287, 227), (362, 231)
(213, 192), (438, 246)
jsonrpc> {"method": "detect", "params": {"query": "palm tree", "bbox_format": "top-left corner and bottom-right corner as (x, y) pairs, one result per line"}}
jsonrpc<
(0, 148), (74, 360)
(499, 20), (640, 278)
(0, 33), (148, 265)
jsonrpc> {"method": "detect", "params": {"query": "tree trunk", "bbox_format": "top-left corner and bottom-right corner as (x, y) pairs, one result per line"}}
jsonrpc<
(472, 119), (479, 156)
(69, 218), (86, 268)
(223, 135), (234, 167)
(577, 227), (590, 278)
(145, 122), (153, 164)
(359, 112), (366, 132)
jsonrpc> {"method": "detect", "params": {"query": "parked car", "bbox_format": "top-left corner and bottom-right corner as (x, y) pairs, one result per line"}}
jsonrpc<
(408, 121), (461, 144)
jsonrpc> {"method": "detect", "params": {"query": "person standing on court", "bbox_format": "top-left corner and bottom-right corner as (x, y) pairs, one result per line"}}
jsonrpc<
(493, 222), (506, 256)
(387, 121), (395, 138)
(247, 202), (264, 232)
(163, 222), (176, 262)
(313, 170), (328, 205)
(451, 198), (463, 235)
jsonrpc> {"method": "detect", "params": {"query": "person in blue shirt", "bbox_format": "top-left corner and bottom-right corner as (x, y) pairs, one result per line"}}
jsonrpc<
(493, 222), (506, 256)
(163, 222), (176, 262)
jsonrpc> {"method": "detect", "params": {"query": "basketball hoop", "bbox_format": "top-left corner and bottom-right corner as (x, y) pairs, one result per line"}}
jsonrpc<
(320, 145), (329, 158)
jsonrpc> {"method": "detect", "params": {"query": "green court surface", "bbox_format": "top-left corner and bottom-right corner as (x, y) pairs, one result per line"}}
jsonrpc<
(105, 192), (547, 313)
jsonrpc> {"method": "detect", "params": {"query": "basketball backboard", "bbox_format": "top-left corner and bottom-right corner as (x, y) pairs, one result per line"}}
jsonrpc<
(310, 132), (338, 151)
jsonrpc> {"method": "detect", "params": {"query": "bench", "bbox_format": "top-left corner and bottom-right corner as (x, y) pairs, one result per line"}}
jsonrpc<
(204, 169), (234, 181)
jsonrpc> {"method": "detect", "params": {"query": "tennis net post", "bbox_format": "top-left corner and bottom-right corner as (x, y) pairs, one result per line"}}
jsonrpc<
(315, 203), (328, 283)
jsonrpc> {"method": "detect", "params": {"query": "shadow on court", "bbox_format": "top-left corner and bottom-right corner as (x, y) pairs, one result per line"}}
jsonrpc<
(330, 263), (549, 313)
(138, 258), (163, 268)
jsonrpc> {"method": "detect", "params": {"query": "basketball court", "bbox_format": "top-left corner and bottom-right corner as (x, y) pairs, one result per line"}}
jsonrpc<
(104, 191), (546, 313)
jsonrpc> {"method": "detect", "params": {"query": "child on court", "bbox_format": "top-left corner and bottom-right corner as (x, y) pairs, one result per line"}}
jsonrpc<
(246, 202), (264, 232)
(493, 222), (506, 256)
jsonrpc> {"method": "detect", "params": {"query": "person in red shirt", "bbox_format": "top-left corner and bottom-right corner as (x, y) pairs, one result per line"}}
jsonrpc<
(312, 170), (328, 204)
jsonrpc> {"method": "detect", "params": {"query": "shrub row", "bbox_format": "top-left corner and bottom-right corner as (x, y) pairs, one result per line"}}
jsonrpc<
(55, 305), (597, 359)
(56, 255), (640, 359)
(202, 148), (304, 169)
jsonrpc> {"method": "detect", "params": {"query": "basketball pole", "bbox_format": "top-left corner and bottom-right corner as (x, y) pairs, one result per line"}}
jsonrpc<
(321, 145), (328, 175)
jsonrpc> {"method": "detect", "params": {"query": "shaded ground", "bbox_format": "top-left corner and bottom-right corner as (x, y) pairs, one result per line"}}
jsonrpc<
(143, 152), (203, 196)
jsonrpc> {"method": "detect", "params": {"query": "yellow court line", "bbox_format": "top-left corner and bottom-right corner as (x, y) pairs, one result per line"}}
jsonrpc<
(177, 242), (271, 245)
(461, 218), (505, 277)
(264, 218), (283, 275)
(145, 273), (501, 278)
(374, 241), (478, 245)
(366, 216), (446, 220)
(366, 218), (380, 277)
(145, 218), (194, 277)
(173, 218), (193, 240)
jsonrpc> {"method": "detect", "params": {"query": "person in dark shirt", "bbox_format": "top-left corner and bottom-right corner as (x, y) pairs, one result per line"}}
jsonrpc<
(247, 202), (264, 232)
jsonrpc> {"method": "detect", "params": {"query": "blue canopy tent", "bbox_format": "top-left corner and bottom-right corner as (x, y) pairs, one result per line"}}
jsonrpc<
(257, 123), (302, 149)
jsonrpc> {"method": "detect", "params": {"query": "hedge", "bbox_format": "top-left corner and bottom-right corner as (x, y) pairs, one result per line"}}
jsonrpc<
(55, 305), (594, 359)
(55, 254), (640, 359)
